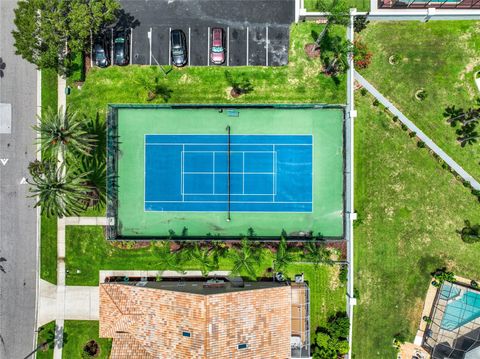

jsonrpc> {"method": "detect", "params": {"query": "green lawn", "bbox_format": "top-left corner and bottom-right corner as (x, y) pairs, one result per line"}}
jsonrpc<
(36, 321), (55, 359)
(62, 321), (112, 359)
(40, 69), (58, 284)
(358, 21), (480, 182)
(304, 0), (370, 12)
(64, 226), (345, 337)
(352, 94), (480, 358)
(68, 22), (345, 121)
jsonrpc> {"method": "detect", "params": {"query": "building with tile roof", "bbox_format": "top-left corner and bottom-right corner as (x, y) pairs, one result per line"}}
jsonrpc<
(99, 278), (309, 358)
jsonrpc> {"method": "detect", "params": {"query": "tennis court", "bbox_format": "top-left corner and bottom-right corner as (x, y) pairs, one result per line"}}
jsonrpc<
(145, 134), (312, 212)
(108, 105), (344, 239)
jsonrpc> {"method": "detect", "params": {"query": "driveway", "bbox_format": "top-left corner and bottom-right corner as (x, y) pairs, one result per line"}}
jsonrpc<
(118, 0), (295, 66)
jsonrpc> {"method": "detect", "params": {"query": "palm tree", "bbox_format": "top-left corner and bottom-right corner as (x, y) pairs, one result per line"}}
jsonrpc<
(156, 242), (181, 271)
(229, 239), (263, 279)
(302, 239), (333, 269)
(460, 220), (480, 243)
(274, 237), (294, 273)
(28, 163), (91, 217)
(456, 123), (479, 147)
(191, 244), (218, 277)
(76, 156), (106, 209)
(322, 36), (351, 76)
(443, 105), (465, 126)
(34, 106), (96, 162)
(208, 240), (229, 265)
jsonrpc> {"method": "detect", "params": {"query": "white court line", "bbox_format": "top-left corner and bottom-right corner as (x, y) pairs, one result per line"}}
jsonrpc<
(188, 27), (191, 65)
(183, 172), (275, 175)
(265, 26), (269, 66)
(181, 146), (185, 200)
(227, 27), (230, 66)
(146, 200), (311, 204)
(149, 27), (153, 66)
(246, 26), (249, 66)
(212, 152), (215, 193)
(207, 26), (210, 66)
(242, 152), (245, 194)
(146, 143), (311, 146)
(129, 28), (133, 64)
(168, 27), (171, 66)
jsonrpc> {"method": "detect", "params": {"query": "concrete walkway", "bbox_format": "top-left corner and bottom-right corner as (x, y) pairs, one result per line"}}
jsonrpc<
(354, 70), (480, 191)
(38, 279), (99, 327)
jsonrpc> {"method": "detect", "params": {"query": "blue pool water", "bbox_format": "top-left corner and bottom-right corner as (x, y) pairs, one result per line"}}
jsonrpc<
(440, 286), (480, 330)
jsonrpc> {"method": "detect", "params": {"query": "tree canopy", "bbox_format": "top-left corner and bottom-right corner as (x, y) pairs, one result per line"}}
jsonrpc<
(12, 0), (120, 72)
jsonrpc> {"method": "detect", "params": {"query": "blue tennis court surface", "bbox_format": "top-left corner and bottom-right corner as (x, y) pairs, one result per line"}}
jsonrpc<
(144, 134), (313, 212)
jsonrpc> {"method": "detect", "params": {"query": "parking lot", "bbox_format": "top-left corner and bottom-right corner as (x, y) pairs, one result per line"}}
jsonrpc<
(118, 0), (295, 67)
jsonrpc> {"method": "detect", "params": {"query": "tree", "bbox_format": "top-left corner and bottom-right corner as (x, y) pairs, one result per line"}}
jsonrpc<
(156, 242), (181, 270)
(459, 220), (480, 243)
(315, 0), (349, 46)
(136, 67), (173, 102)
(224, 70), (254, 97)
(34, 107), (96, 162)
(12, 0), (120, 72)
(229, 239), (263, 279)
(354, 15), (369, 33)
(28, 163), (91, 217)
(190, 244), (218, 277)
(456, 123), (479, 147)
(321, 35), (352, 77)
(443, 105), (464, 127)
(77, 156), (106, 208)
(312, 313), (350, 359)
(302, 239), (333, 269)
(274, 237), (294, 273)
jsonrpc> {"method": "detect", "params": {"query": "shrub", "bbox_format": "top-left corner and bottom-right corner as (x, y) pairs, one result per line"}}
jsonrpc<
(353, 40), (372, 69)
(360, 88), (367, 96)
(401, 123), (408, 131)
(415, 89), (427, 101)
(432, 268), (456, 286)
(354, 16), (369, 33)
(339, 265), (348, 284)
(417, 141), (426, 148)
(392, 115), (399, 122)
(471, 280), (478, 289)
(373, 99), (380, 107)
(409, 131), (416, 138)
(313, 313), (350, 358)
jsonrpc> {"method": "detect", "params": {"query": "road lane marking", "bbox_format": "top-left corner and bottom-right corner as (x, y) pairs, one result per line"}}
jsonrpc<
(0, 159), (8, 166)
(20, 177), (27, 185)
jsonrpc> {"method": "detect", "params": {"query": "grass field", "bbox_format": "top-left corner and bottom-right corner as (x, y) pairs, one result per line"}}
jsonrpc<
(40, 69), (59, 284)
(64, 225), (346, 334)
(304, 0), (370, 11)
(62, 321), (112, 359)
(352, 94), (480, 358)
(358, 21), (480, 182)
(68, 23), (346, 118)
(36, 321), (55, 359)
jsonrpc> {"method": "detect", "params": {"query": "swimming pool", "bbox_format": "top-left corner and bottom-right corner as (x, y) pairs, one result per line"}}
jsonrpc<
(440, 285), (480, 330)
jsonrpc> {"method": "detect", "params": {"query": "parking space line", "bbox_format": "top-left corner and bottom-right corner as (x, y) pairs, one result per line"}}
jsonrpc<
(168, 27), (171, 66)
(111, 28), (114, 65)
(227, 27), (230, 66)
(188, 27), (191, 66)
(130, 28), (133, 65)
(148, 27), (152, 66)
(246, 27), (249, 66)
(207, 27), (210, 66)
(266, 26), (269, 67)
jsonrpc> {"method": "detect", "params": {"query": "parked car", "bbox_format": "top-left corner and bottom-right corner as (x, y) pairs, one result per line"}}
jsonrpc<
(94, 41), (109, 68)
(210, 28), (225, 65)
(170, 29), (187, 67)
(114, 33), (129, 66)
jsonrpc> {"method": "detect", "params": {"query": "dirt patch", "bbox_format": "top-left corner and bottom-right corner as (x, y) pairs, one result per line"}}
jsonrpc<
(406, 297), (425, 332)
(304, 44), (320, 58)
(329, 265), (340, 291)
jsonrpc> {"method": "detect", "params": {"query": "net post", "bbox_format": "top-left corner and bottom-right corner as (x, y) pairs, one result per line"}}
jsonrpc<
(226, 125), (231, 222)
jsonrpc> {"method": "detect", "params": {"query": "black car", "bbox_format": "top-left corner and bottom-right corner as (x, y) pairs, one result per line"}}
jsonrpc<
(94, 41), (109, 68)
(113, 33), (129, 66)
(170, 29), (187, 67)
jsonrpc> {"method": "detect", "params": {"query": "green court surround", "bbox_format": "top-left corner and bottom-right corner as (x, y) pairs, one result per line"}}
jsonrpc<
(107, 105), (345, 239)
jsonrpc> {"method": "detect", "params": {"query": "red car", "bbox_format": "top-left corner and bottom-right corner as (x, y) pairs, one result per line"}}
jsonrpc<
(210, 28), (225, 65)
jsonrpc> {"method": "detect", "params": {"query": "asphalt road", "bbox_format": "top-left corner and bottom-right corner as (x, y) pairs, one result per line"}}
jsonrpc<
(0, 1), (38, 358)
(118, 0), (294, 66)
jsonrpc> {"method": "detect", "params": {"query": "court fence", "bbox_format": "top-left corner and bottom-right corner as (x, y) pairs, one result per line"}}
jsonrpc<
(106, 103), (347, 241)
